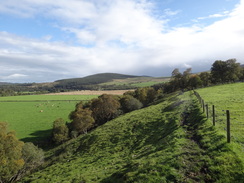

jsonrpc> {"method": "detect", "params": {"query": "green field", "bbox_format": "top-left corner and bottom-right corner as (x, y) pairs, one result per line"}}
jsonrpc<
(100, 77), (169, 87)
(196, 83), (244, 158)
(21, 92), (244, 182)
(0, 95), (98, 142)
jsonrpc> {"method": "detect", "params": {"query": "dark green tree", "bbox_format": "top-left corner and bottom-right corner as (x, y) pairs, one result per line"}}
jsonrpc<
(52, 118), (69, 144)
(120, 95), (143, 113)
(199, 72), (211, 87)
(188, 74), (202, 89)
(70, 105), (95, 135)
(211, 60), (228, 83)
(182, 68), (192, 89)
(226, 59), (241, 82)
(90, 94), (121, 126)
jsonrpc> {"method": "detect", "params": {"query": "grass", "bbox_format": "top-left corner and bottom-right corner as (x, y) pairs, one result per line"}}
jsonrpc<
(195, 83), (244, 160)
(0, 95), (97, 101)
(0, 94), (98, 142)
(20, 91), (244, 182)
(100, 77), (169, 87)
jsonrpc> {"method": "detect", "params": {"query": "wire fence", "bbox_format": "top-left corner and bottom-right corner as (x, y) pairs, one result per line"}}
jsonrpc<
(194, 91), (244, 145)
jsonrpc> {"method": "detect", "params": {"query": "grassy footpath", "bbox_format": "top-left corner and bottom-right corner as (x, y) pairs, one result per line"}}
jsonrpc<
(21, 92), (244, 182)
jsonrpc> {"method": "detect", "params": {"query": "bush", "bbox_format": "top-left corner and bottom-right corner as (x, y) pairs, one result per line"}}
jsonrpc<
(52, 118), (69, 144)
(120, 95), (143, 113)
(90, 94), (121, 126)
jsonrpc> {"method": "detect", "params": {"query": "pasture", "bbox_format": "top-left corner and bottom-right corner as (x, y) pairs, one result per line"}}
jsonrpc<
(196, 83), (244, 156)
(0, 94), (98, 142)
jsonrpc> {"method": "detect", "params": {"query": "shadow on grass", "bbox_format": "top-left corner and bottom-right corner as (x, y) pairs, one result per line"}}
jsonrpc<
(20, 129), (52, 148)
(100, 100), (182, 183)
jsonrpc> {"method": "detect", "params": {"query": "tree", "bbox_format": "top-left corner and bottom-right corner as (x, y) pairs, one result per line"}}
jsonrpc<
(170, 68), (182, 91)
(120, 95), (143, 113)
(90, 94), (121, 126)
(226, 59), (241, 82)
(70, 105), (95, 135)
(182, 68), (192, 89)
(52, 118), (69, 144)
(199, 72), (211, 87)
(211, 59), (242, 83)
(240, 67), (244, 81)
(0, 122), (24, 183)
(211, 60), (228, 83)
(188, 74), (202, 89)
(11, 142), (44, 182)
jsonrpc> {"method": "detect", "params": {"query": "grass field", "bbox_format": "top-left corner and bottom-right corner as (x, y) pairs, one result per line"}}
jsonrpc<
(196, 83), (244, 159)
(100, 77), (169, 87)
(21, 92), (244, 182)
(0, 94), (98, 142)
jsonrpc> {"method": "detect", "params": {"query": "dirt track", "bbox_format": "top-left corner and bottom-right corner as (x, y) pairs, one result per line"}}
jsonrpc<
(44, 90), (133, 96)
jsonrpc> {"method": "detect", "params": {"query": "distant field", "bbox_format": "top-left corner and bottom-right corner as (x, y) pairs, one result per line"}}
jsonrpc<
(0, 94), (97, 101)
(196, 83), (244, 145)
(44, 90), (132, 96)
(0, 94), (98, 142)
(0, 90), (130, 142)
(100, 77), (169, 87)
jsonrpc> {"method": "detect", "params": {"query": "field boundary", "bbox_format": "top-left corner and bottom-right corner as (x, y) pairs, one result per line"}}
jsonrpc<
(193, 90), (244, 144)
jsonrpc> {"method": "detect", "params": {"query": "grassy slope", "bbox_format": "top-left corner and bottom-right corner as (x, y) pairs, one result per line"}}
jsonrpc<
(21, 92), (244, 183)
(55, 73), (140, 86)
(100, 77), (170, 87)
(196, 83), (244, 161)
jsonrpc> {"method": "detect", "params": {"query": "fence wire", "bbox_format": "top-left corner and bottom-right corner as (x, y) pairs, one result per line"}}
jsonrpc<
(193, 91), (244, 145)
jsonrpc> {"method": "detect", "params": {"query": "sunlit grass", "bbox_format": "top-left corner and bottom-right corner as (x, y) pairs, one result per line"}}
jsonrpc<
(0, 95), (98, 141)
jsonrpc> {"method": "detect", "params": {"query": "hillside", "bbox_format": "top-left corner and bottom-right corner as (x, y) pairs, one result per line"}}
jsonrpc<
(54, 73), (168, 90)
(21, 92), (244, 182)
(0, 73), (168, 93)
(54, 73), (141, 89)
(56, 73), (140, 84)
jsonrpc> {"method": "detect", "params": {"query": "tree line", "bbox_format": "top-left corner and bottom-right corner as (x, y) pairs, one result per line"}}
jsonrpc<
(52, 87), (160, 145)
(51, 58), (244, 144)
(161, 59), (244, 93)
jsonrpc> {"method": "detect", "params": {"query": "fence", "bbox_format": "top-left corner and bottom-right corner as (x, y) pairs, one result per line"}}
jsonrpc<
(193, 91), (244, 144)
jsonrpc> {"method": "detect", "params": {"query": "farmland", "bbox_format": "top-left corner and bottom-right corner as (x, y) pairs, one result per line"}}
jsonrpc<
(196, 83), (244, 160)
(0, 94), (99, 142)
(21, 92), (244, 182)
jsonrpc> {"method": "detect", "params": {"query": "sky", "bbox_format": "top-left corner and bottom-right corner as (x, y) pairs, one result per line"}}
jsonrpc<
(0, 0), (244, 83)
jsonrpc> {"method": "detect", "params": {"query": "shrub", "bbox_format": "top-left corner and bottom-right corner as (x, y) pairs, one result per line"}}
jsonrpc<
(52, 118), (69, 144)
(120, 95), (143, 113)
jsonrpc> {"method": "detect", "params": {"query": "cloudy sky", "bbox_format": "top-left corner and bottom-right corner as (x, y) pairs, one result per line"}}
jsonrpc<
(0, 0), (244, 83)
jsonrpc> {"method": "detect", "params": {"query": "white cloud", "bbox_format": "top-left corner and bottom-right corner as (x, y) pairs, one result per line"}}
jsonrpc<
(198, 11), (230, 20)
(0, 0), (244, 82)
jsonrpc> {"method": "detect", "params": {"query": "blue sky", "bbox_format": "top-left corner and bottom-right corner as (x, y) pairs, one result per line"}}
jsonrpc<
(0, 0), (243, 82)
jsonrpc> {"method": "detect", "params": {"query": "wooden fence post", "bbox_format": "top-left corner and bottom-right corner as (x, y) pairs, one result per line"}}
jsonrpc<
(206, 104), (209, 118)
(226, 110), (231, 143)
(212, 105), (215, 126)
(202, 100), (205, 113)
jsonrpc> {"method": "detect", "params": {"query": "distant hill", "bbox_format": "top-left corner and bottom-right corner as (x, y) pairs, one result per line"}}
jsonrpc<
(56, 73), (141, 85)
(54, 73), (144, 90)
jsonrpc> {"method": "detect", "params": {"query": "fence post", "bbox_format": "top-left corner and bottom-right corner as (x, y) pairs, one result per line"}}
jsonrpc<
(206, 104), (209, 118)
(202, 100), (205, 113)
(212, 105), (215, 126)
(226, 110), (231, 143)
